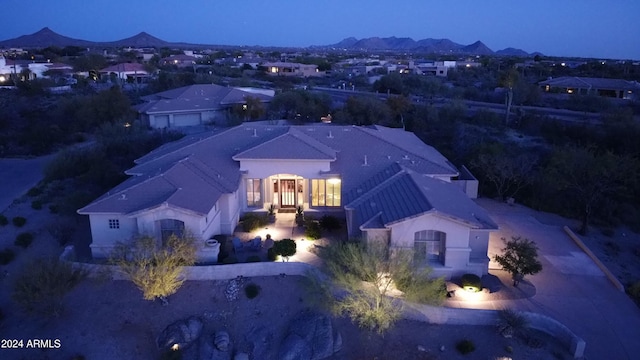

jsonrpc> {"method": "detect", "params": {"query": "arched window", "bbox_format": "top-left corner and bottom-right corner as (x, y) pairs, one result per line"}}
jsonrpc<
(414, 230), (445, 263)
(160, 219), (185, 244)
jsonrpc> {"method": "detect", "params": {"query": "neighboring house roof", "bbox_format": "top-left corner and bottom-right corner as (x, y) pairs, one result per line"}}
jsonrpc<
(135, 84), (272, 114)
(539, 76), (640, 91)
(346, 167), (497, 230)
(100, 63), (147, 73)
(79, 125), (462, 222)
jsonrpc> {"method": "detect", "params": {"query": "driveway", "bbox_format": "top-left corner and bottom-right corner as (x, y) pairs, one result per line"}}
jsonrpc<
(0, 155), (54, 213)
(470, 198), (640, 360)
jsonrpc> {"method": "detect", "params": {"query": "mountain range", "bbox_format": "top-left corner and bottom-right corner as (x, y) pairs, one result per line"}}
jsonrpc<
(327, 36), (531, 56)
(0, 28), (536, 56)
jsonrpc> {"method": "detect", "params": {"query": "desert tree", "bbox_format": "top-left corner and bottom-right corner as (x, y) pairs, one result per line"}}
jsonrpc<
(499, 67), (519, 125)
(471, 144), (539, 201)
(12, 257), (86, 317)
(110, 233), (197, 304)
(544, 146), (638, 234)
(319, 242), (446, 334)
(494, 236), (542, 286)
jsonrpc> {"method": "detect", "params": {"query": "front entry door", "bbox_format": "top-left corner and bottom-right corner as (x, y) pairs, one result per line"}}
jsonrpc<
(280, 180), (296, 208)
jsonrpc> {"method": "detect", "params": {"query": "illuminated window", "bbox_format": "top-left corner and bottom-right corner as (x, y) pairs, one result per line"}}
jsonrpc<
(246, 179), (262, 207)
(311, 179), (341, 207)
(108, 219), (120, 229)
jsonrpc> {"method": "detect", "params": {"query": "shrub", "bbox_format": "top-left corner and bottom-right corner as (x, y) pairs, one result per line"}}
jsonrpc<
(273, 239), (297, 260)
(455, 339), (475, 354)
(241, 213), (268, 232)
(12, 258), (86, 317)
(15, 233), (34, 248)
(27, 186), (43, 197)
(0, 248), (15, 265)
(305, 220), (321, 240)
(246, 255), (261, 263)
(160, 348), (182, 360)
(461, 273), (482, 292)
(497, 308), (528, 338)
(0, 214), (7, 226)
(267, 247), (278, 262)
(319, 215), (341, 231)
(48, 204), (59, 214)
(47, 222), (75, 246)
(244, 283), (261, 299)
(31, 200), (43, 210)
(12, 216), (27, 227)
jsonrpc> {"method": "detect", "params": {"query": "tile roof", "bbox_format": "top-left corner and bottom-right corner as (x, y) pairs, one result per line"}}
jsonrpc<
(80, 124), (473, 227)
(233, 129), (336, 160)
(346, 168), (497, 230)
(136, 84), (272, 114)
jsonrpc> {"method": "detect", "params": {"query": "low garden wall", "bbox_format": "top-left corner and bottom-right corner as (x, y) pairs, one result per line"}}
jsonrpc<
(62, 245), (584, 358)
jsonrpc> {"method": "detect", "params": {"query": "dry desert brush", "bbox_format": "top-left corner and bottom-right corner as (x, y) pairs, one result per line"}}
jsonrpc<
(12, 257), (86, 317)
(110, 233), (196, 303)
(320, 242), (445, 334)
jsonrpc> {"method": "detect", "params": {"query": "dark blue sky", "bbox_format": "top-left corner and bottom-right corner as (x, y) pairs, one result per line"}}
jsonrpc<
(3, 0), (639, 59)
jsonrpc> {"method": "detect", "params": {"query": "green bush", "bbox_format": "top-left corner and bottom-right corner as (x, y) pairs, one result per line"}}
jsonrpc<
(31, 200), (43, 210)
(241, 213), (268, 232)
(27, 186), (43, 197)
(0, 248), (15, 265)
(455, 339), (476, 354)
(246, 255), (262, 263)
(461, 273), (482, 292)
(320, 215), (341, 231)
(15, 233), (34, 248)
(12, 216), (27, 227)
(267, 247), (278, 261)
(244, 283), (261, 299)
(273, 239), (297, 259)
(305, 220), (322, 240)
(0, 214), (7, 226)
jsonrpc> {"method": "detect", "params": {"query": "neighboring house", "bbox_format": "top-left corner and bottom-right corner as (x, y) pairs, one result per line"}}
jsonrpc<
(262, 62), (322, 77)
(0, 56), (73, 81)
(99, 63), (149, 82)
(78, 124), (496, 279)
(161, 54), (198, 68)
(136, 84), (273, 128)
(539, 76), (640, 100)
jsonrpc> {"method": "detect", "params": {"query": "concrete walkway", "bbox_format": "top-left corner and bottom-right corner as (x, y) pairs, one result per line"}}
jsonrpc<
(474, 198), (640, 360)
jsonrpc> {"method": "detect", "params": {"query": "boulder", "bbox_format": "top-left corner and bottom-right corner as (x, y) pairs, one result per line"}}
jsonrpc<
(157, 316), (204, 351)
(278, 311), (340, 360)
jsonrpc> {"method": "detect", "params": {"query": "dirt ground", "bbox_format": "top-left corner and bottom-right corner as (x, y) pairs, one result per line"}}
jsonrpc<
(0, 193), (635, 359)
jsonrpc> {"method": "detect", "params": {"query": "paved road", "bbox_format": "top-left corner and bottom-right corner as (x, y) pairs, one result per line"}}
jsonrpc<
(467, 199), (640, 360)
(0, 155), (54, 213)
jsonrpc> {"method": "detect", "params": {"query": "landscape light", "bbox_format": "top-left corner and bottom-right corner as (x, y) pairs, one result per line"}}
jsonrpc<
(0, 75), (5, 82)
(171, 344), (180, 351)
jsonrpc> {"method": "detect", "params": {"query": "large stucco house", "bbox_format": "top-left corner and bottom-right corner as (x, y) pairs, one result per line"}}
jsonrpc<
(78, 124), (497, 278)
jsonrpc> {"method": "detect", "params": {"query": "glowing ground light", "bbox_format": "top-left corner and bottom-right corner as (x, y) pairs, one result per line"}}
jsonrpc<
(171, 344), (180, 351)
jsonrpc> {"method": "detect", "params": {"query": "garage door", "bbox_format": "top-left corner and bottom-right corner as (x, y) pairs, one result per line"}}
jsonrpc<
(154, 115), (169, 128)
(174, 113), (201, 126)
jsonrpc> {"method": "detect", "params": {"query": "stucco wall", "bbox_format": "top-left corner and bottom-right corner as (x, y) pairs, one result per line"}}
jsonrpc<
(238, 159), (331, 179)
(88, 214), (138, 258)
